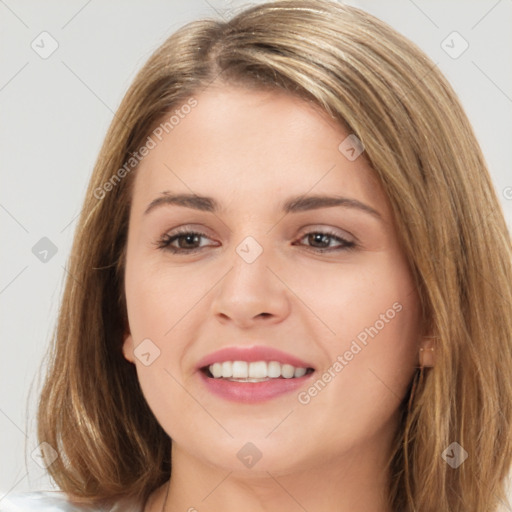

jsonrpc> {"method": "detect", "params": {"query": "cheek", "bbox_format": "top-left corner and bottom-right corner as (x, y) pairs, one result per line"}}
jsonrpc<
(123, 263), (199, 438)
(292, 254), (419, 438)
(285, 252), (418, 348)
(123, 250), (225, 399)
(125, 273), (170, 346)
(124, 252), (204, 343)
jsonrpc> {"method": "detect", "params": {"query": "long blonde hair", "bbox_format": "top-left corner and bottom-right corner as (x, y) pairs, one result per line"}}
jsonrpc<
(37, 1), (512, 510)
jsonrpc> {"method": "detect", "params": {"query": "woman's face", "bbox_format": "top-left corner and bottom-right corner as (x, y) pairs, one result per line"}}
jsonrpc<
(122, 85), (421, 476)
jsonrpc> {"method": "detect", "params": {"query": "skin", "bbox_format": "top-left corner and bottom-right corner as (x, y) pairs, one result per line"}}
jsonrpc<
(122, 84), (427, 512)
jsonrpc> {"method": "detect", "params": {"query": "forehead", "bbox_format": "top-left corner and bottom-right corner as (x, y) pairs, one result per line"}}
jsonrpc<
(131, 85), (386, 216)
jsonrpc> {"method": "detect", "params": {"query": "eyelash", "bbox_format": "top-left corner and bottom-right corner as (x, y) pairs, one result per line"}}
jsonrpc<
(154, 227), (357, 254)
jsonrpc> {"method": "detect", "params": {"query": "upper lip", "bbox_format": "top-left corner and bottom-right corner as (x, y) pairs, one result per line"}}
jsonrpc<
(196, 345), (315, 370)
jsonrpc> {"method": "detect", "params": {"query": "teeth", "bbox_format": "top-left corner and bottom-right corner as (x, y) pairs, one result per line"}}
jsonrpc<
(207, 360), (311, 380)
(268, 361), (281, 378)
(249, 361), (267, 378)
(281, 364), (295, 379)
(221, 361), (233, 378)
(232, 361), (248, 378)
(294, 367), (307, 378)
(211, 362), (223, 378)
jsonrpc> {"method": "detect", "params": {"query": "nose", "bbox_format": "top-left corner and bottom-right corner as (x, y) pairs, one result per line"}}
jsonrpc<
(210, 242), (291, 329)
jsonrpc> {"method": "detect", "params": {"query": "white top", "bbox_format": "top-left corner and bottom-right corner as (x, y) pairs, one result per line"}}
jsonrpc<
(0, 492), (143, 511)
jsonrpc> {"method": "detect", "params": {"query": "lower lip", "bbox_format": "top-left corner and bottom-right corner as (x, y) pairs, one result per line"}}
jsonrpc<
(198, 370), (314, 403)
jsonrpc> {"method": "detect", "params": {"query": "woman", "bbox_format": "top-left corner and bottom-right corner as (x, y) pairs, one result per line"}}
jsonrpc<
(4, 0), (511, 510)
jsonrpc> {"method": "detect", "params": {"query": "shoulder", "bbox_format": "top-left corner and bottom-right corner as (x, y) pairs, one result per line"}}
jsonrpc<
(0, 492), (143, 512)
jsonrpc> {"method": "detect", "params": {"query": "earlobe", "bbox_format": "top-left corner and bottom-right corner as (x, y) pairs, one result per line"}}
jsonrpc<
(418, 336), (436, 368)
(122, 333), (135, 364)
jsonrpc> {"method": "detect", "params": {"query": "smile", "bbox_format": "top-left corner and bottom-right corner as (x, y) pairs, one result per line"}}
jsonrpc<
(196, 346), (316, 403)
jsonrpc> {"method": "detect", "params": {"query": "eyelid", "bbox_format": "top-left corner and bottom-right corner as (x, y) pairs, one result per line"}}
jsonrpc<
(297, 224), (357, 243)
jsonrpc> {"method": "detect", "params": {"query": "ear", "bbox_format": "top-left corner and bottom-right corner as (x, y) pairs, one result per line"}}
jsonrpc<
(418, 336), (436, 368)
(122, 331), (136, 364)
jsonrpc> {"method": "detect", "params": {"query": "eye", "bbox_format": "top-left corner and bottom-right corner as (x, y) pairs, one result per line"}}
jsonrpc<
(154, 228), (216, 253)
(295, 230), (357, 252)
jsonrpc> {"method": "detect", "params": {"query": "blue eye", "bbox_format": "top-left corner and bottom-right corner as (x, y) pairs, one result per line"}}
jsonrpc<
(155, 228), (357, 254)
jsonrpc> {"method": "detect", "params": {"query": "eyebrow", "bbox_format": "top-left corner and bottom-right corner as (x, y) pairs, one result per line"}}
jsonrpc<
(144, 191), (383, 221)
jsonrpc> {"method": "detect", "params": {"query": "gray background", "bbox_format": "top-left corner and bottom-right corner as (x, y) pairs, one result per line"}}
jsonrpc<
(1, 0), (511, 502)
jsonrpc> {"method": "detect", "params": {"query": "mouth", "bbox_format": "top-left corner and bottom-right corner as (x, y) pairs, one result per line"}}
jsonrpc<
(196, 346), (317, 403)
